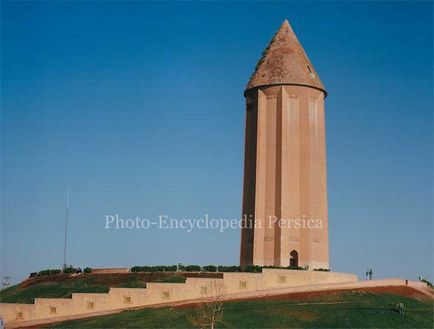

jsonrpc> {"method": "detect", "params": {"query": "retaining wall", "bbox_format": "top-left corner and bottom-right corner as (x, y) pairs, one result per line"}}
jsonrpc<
(0, 269), (357, 326)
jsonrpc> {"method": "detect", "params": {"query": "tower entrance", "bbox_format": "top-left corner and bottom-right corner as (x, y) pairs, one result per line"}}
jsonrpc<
(290, 250), (299, 267)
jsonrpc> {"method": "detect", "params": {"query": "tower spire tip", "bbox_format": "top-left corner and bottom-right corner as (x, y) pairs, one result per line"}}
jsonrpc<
(245, 20), (326, 95)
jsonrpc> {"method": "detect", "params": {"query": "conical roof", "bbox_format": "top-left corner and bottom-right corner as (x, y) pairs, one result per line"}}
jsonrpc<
(245, 20), (326, 95)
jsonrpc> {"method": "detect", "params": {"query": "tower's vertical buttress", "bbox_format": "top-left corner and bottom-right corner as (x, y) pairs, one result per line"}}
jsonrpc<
(239, 93), (257, 266)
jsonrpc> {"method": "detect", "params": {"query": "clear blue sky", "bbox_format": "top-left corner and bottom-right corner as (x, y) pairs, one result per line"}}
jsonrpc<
(1, 1), (432, 284)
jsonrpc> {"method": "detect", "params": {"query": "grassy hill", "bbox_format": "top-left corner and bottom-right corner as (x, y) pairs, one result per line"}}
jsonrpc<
(0, 272), (222, 304)
(44, 287), (433, 329)
(1, 275), (432, 328)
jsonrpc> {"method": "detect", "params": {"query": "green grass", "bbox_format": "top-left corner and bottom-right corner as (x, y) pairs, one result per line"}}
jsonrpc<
(0, 279), (109, 304)
(153, 274), (186, 283)
(45, 290), (433, 329)
(0, 274), (146, 304)
(0, 272), (213, 304)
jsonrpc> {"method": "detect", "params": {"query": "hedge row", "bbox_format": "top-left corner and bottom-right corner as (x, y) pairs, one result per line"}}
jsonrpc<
(130, 265), (314, 273)
(37, 269), (62, 276)
(30, 266), (87, 278)
(31, 265), (330, 277)
(62, 266), (82, 274)
(131, 265), (178, 272)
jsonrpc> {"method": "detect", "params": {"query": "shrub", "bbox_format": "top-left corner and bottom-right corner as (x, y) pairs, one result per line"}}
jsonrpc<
(314, 268), (330, 272)
(83, 267), (92, 274)
(29, 272), (37, 278)
(128, 264), (312, 274)
(421, 278), (433, 289)
(185, 265), (201, 272)
(131, 266), (151, 272)
(130, 265), (178, 273)
(38, 269), (61, 276)
(242, 265), (262, 273)
(63, 265), (79, 274)
(131, 266), (149, 272)
(202, 265), (217, 272)
(166, 265), (178, 272)
(178, 264), (186, 272)
(218, 265), (242, 272)
(287, 266), (305, 270)
(259, 265), (306, 271)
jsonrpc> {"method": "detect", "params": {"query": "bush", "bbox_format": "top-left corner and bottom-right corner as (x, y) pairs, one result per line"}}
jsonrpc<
(287, 266), (305, 270)
(130, 265), (178, 273)
(178, 264), (186, 272)
(185, 265), (201, 272)
(131, 266), (150, 272)
(217, 265), (242, 272)
(83, 267), (92, 274)
(29, 272), (38, 278)
(152, 265), (177, 272)
(259, 265), (306, 271)
(314, 268), (330, 272)
(421, 278), (433, 289)
(242, 265), (262, 273)
(38, 269), (62, 276)
(128, 264), (311, 274)
(202, 265), (217, 272)
(63, 265), (80, 274)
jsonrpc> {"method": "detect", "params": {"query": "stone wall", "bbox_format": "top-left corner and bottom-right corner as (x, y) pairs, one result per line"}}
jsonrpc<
(0, 269), (357, 326)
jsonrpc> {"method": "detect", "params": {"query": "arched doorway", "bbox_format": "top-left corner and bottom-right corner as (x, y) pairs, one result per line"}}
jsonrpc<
(289, 250), (298, 267)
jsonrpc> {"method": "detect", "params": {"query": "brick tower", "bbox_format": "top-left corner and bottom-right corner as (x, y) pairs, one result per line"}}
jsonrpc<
(240, 20), (329, 270)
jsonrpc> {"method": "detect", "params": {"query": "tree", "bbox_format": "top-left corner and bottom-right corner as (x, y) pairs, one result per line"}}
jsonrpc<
(1, 276), (11, 290)
(188, 281), (225, 329)
(394, 302), (405, 315)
